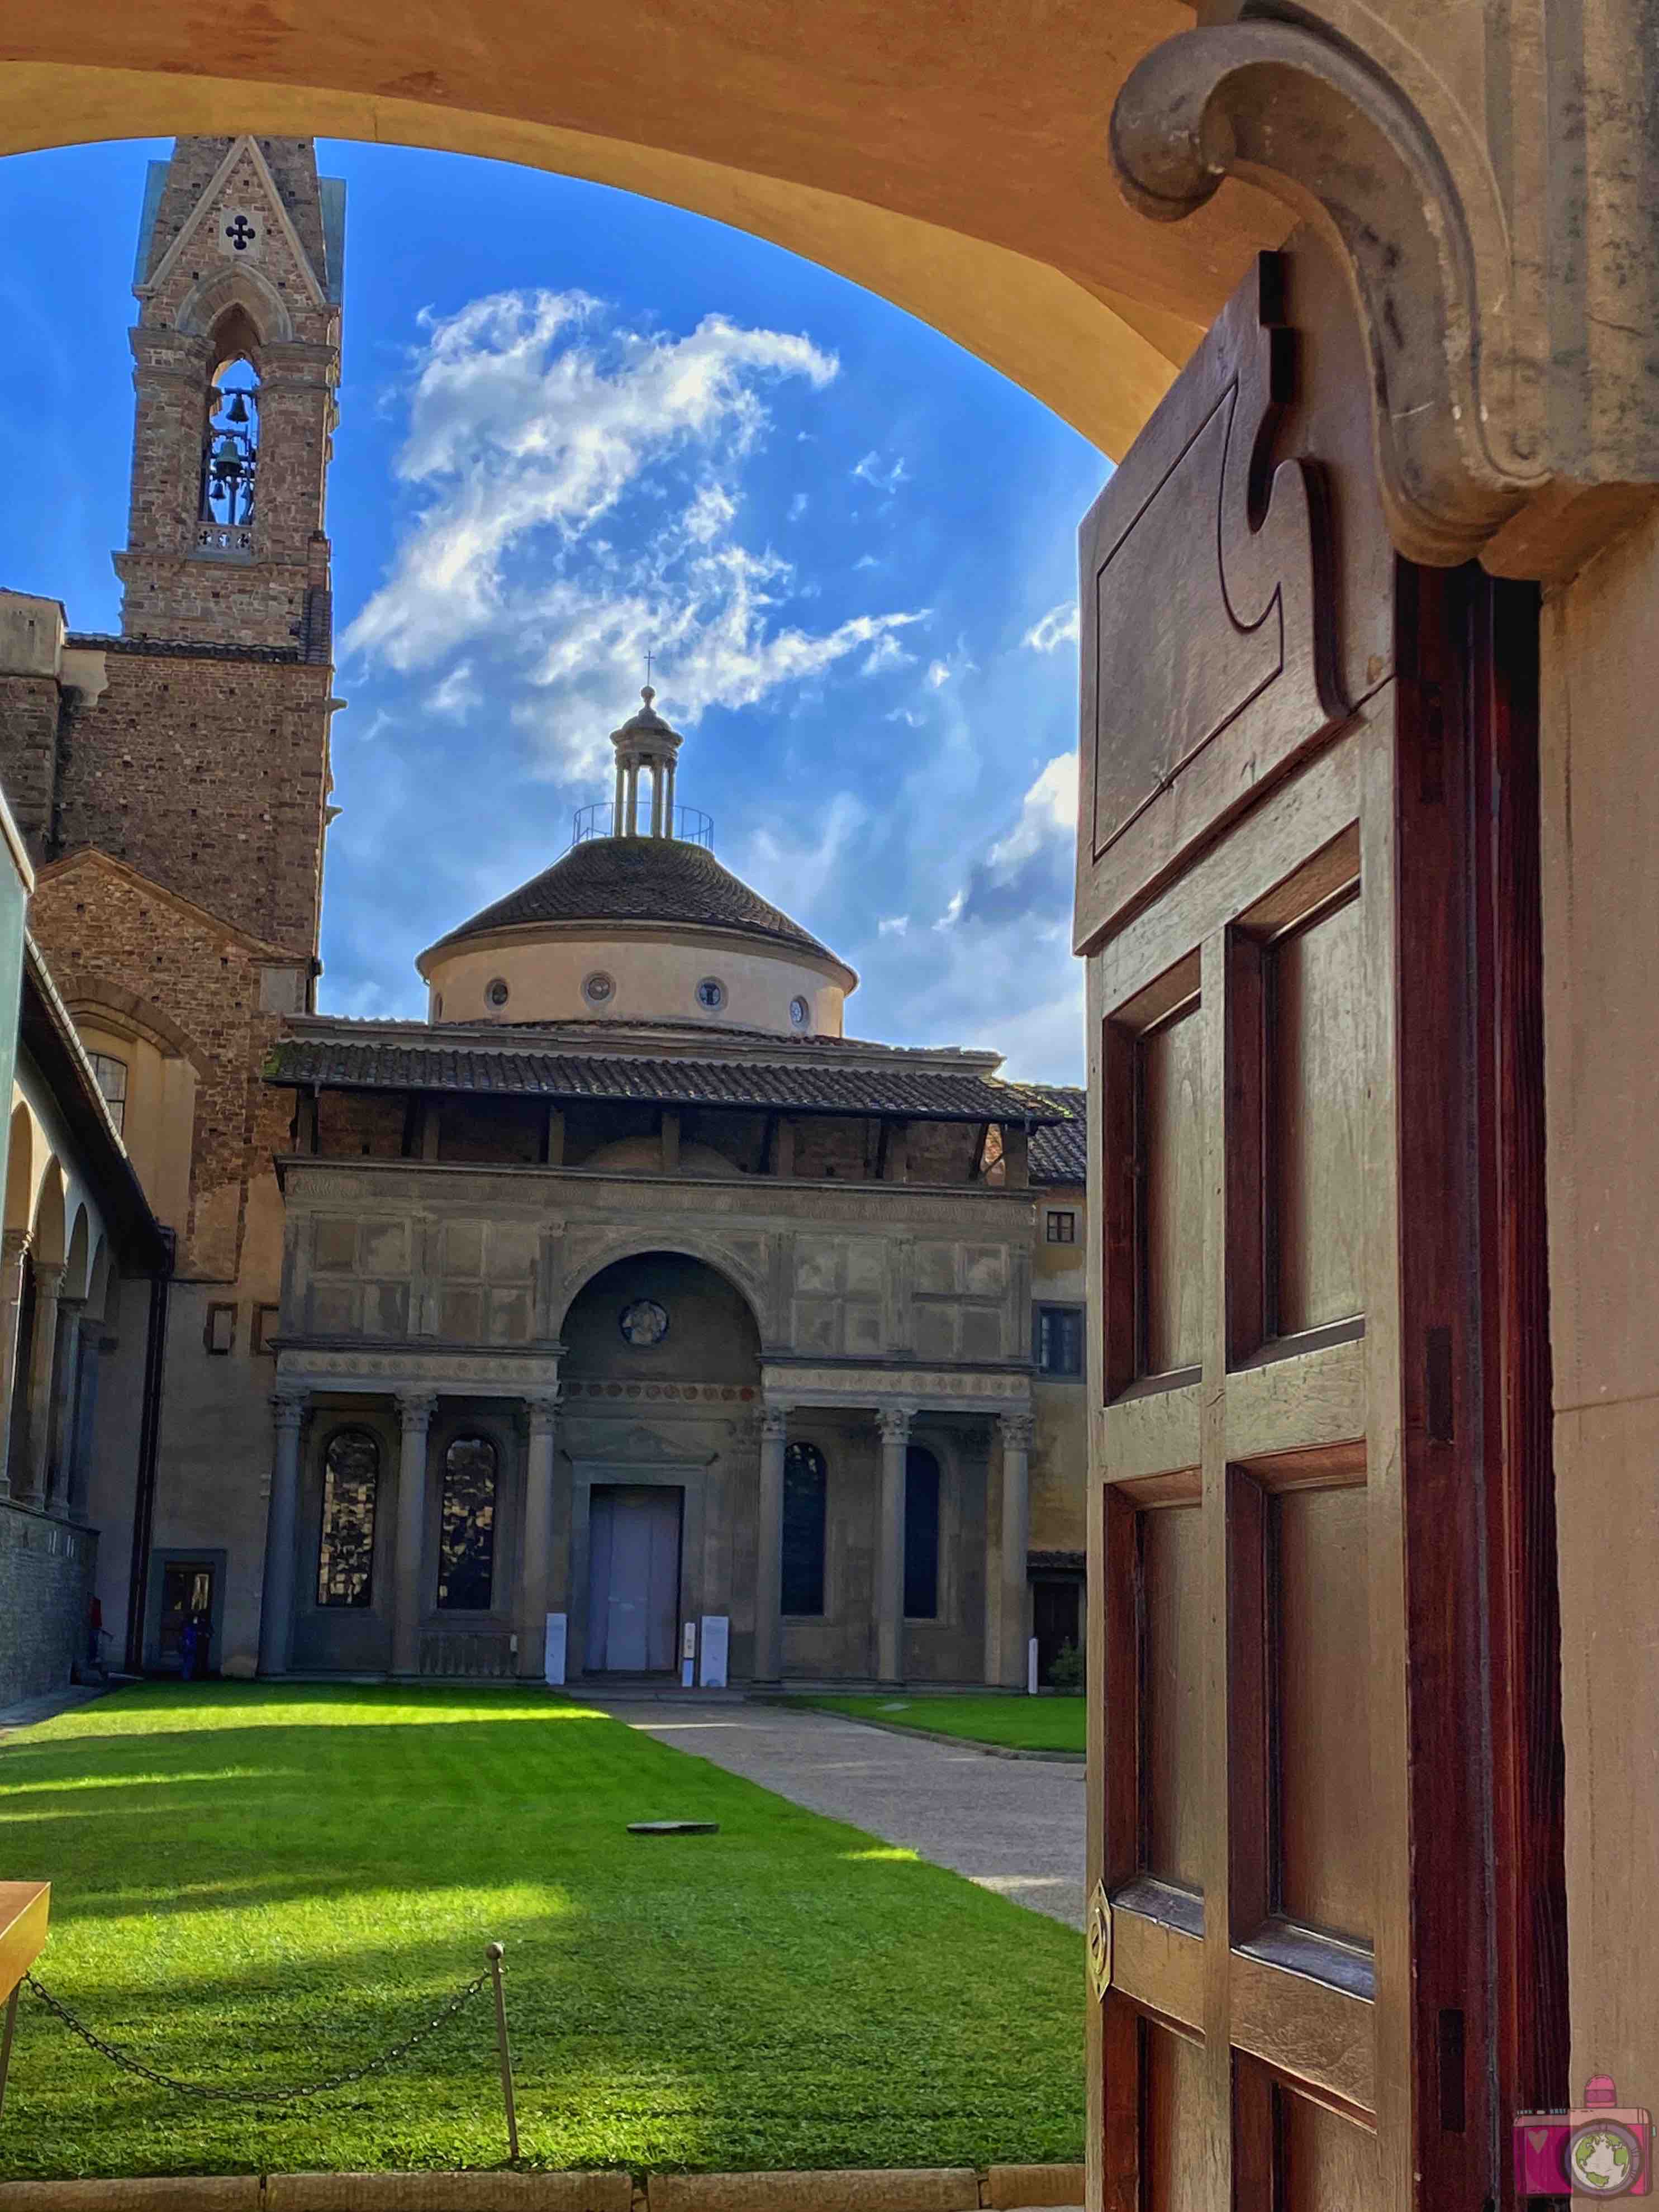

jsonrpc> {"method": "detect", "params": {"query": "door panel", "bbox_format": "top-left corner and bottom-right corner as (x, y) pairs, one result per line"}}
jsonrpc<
(1078, 236), (1565, 2210)
(588, 1486), (682, 1673)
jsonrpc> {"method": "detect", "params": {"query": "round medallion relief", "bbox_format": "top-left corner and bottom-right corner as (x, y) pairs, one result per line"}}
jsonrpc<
(695, 977), (727, 1011)
(789, 995), (810, 1030)
(583, 971), (615, 1007)
(619, 1297), (670, 1348)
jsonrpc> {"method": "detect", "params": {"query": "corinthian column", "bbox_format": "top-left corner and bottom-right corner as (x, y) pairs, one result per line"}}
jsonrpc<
(875, 1405), (912, 1687)
(753, 1405), (788, 1686)
(516, 1393), (559, 1679)
(0, 1229), (30, 1500)
(18, 1262), (65, 1507)
(998, 1411), (1034, 1689)
(259, 1388), (308, 1675)
(392, 1390), (437, 1677)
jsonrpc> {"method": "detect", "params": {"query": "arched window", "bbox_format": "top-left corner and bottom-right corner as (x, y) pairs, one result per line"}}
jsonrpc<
(438, 1435), (498, 1610)
(781, 1441), (827, 1617)
(317, 1429), (379, 1607)
(88, 1052), (128, 1136)
(200, 359), (260, 527)
(904, 1445), (941, 1619)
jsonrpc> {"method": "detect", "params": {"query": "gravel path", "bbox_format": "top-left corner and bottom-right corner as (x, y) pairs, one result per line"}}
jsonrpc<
(592, 1695), (1087, 1928)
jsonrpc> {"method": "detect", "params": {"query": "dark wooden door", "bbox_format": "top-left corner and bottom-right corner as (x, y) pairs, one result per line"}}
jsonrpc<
(1075, 241), (1566, 2211)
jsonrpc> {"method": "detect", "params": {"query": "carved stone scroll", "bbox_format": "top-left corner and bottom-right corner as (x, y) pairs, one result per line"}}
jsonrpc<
(1075, 251), (1345, 953)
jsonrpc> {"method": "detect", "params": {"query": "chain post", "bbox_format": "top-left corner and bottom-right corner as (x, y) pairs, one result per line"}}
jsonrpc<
(484, 1942), (520, 2160)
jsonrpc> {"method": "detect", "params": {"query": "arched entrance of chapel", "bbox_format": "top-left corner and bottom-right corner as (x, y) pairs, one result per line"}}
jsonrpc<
(559, 1249), (762, 1680)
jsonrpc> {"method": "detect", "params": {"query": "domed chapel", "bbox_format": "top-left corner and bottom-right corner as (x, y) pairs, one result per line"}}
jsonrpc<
(0, 134), (1088, 1694)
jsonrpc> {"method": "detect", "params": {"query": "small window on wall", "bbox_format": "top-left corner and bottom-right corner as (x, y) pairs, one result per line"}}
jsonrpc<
(317, 1429), (379, 1607)
(782, 1442), (827, 1616)
(89, 1052), (128, 1136)
(789, 996), (810, 1031)
(1035, 1304), (1085, 1378)
(204, 1302), (236, 1355)
(904, 1446), (940, 1619)
(695, 977), (727, 1012)
(438, 1436), (497, 1609)
(486, 978), (510, 1010)
(1045, 1209), (1078, 1245)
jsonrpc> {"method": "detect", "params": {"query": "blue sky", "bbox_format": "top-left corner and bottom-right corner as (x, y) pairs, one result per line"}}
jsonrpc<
(0, 137), (1105, 1082)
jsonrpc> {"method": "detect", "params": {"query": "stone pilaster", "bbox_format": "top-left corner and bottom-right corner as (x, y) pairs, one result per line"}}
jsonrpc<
(258, 1388), (308, 1675)
(875, 1404), (913, 1687)
(515, 1393), (559, 1680)
(392, 1390), (437, 1677)
(997, 1411), (1034, 1689)
(753, 1405), (790, 1686)
(18, 1262), (65, 1508)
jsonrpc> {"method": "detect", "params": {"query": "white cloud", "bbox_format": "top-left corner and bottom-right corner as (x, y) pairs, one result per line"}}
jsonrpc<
(878, 914), (910, 937)
(884, 707), (924, 727)
(426, 660), (479, 720)
(852, 451), (909, 495)
(1024, 601), (1080, 653)
(987, 751), (1078, 871)
(861, 630), (916, 677)
(934, 888), (965, 931)
(733, 792), (869, 925)
(853, 553), (880, 571)
(340, 288), (925, 774)
(787, 491), (809, 522)
(926, 660), (952, 689)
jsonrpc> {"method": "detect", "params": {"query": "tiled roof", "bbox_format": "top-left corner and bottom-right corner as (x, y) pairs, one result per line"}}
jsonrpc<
(423, 835), (847, 969)
(1028, 1086), (1087, 1184)
(265, 1034), (1067, 1124)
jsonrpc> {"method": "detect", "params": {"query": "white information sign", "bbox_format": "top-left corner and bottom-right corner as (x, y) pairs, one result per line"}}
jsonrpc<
(544, 1612), (567, 1687)
(700, 1614), (730, 1689)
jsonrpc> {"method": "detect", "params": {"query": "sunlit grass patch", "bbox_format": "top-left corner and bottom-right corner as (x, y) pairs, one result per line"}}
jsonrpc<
(1, 1681), (1080, 2178)
(791, 1694), (1086, 1754)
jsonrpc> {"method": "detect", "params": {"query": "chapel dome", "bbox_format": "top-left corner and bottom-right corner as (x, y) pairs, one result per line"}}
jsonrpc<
(416, 689), (857, 1036)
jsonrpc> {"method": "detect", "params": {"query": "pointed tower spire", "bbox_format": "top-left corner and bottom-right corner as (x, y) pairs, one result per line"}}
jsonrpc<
(117, 136), (344, 651)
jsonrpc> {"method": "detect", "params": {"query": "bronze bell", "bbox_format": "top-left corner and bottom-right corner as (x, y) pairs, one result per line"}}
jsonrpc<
(224, 389), (250, 425)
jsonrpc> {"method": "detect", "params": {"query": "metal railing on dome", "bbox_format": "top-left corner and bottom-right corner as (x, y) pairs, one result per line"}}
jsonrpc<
(569, 802), (715, 850)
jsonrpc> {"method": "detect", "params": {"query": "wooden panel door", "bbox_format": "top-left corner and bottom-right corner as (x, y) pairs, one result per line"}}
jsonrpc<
(1076, 242), (1567, 2211)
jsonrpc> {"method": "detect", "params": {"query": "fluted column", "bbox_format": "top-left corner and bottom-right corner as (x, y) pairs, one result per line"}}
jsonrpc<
(998, 1411), (1034, 1688)
(392, 1390), (437, 1677)
(516, 1392), (559, 1680)
(754, 1405), (788, 1686)
(0, 1229), (30, 1500)
(18, 1262), (65, 1507)
(258, 1388), (308, 1675)
(876, 1405), (912, 1687)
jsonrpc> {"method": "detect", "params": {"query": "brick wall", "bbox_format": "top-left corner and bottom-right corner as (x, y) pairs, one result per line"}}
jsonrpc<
(0, 1501), (96, 1705)
(51, 645), (330, 954)
(317, 1090), (407, 1158)
(31, 857), (298, 1281)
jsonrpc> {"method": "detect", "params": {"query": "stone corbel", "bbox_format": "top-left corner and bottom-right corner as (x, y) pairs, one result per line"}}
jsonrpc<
(1110, 17), (1547, 568)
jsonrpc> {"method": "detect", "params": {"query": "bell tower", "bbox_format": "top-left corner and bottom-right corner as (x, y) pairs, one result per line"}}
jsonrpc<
(118, 135), (343, 653)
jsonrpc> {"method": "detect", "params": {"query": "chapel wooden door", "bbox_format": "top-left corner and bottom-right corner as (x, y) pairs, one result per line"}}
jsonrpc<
(1077, 238), (1567, 2210)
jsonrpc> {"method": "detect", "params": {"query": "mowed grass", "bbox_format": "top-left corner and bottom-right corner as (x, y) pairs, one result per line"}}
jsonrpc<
(791, 1697), (1086, 1756)
(0, 1682), (1082, 2180)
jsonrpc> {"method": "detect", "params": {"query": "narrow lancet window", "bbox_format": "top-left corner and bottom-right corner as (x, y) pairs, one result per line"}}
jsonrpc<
(782, 1442), (828, 1616)
(904, 1446), (941, 1619)
(317, 1429), (379, 1607)
(438, 1436), (498, 1609)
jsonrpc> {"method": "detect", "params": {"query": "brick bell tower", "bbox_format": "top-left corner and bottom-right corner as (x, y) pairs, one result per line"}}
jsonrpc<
(0, 136), (346, 1276)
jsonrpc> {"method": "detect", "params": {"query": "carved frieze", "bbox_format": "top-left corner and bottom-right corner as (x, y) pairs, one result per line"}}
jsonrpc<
(764, 1362), (1032, 1410)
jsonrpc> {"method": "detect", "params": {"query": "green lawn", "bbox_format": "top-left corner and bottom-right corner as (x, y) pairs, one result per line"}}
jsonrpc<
(0, 1682), (1082, 2180)
(790, 1696), (1086, 1756)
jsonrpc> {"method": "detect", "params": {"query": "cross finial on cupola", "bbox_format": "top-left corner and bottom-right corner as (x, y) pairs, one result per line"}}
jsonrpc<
(610, 682), (684, 837)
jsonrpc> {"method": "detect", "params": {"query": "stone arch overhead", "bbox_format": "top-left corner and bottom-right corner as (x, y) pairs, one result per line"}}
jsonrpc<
(548, 1231), (772, 1347)
(65, 1202), (92, 1300)
(32, 1155), (66, 1268)
(3, 1102), (36, 1236)
(85, 1234), (112, 1323)
(57, 977), (207, 1076)
(0, 25), (1298, 467)
(175, 263), (295, 351)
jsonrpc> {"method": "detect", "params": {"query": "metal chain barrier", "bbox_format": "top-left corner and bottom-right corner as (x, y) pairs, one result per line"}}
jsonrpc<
(22, 1957), (502, 2113)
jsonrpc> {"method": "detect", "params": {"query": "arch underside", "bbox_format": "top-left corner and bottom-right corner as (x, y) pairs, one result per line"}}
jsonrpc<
(0, 12), (1289, 464)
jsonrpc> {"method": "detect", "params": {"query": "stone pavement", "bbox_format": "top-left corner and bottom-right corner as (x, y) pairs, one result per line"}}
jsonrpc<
(591, 1695), (1087, 1928)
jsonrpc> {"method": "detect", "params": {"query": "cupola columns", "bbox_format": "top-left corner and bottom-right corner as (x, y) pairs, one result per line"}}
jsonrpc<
(609, 686), (683, 839)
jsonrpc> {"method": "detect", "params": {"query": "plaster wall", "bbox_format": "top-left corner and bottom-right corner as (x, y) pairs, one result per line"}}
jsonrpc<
(74, 1017), (196, 1236)
(1030, 1183), (1087, 1555)
(1539, 501), (1659, 2111)
(422, 926), (848, 1038)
